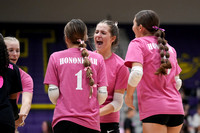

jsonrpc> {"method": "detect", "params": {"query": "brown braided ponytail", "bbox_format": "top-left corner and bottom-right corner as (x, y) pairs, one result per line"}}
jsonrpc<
(78, 39), (95, 97)
(64, 19), (95, 97)
(154, 29), (172, 75)
(135, 10), (172, 75)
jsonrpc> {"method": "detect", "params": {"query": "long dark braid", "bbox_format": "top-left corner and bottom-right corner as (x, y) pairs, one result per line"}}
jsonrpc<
(64, 19), (94, 97)
(78, 39), (95, 97)
(154, 28), (172, 75)
(135, 10), (172, 75)
(0, 33), (9, 76)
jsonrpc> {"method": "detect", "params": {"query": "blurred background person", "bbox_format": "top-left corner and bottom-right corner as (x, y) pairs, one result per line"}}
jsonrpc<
(41, 121), (53, 133)
(123, 108), (136, 133)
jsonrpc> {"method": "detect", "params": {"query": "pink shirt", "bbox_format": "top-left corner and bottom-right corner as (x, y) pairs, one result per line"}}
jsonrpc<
(100, 53), (129, 123)
(17, 68), (33, 102)
(125, 36), (184, 120)
(44, 48), (107, 131)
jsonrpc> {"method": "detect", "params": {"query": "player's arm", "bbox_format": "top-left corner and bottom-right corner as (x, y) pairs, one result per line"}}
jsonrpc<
(15, 92), (33, 128)
(19, 92), (33, 118)
(175, 75), (182, 90)
(98, 86), (108, 105)
(125, 62), (143, 109)
(100, 89), (125, 116)
(48, 84), (59, 105)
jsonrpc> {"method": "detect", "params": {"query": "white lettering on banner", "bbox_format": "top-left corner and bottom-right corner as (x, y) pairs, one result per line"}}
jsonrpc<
(60, 57), (97, 65)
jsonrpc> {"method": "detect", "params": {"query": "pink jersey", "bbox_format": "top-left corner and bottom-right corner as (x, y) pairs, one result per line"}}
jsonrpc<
(125, 36), (184, 120)
(100, 53), (129, 123)
(17, 68), (33, 102)
(44, 48), (107, 131)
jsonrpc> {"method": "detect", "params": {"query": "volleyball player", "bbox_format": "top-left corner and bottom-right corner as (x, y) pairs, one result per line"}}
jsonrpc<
(124, 10), (184, 133)
(44, 19), (108, 133)
(4, 37), (33, 129)
(94, 20), (129, 133)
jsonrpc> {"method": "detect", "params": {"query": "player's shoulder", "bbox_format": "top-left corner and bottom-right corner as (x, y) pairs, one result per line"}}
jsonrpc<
(112, 53), (125, 64)
(51, 49), (67, 56)
(88, 50), (104, 59)
(19, 68), (32, 78)
(8, 62), (19, 71)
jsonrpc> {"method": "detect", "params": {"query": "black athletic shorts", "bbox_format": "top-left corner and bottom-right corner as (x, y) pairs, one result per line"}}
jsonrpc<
(100, 122), (120, 133)
(53, 120), (100, 133)
(142, 114), (184, 127)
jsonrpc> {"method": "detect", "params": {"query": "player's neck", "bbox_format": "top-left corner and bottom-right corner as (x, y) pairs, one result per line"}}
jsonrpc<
(97, 50), (112, 59)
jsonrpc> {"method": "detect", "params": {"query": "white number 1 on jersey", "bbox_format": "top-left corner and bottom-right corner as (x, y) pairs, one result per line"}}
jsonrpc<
(75, 70), (83, 90)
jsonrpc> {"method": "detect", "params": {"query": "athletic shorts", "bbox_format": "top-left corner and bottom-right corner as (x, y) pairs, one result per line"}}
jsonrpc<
(100, 122), (120, 133)
(142, 114), (184, 127)
(53, 120), (100, 133)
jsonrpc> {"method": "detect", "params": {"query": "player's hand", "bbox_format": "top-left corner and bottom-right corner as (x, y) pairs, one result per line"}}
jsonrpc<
(15, 114), (27, 129)
(125, 94), (135, 110)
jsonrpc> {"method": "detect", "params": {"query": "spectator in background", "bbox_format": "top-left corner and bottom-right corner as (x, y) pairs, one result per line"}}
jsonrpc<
(193, 104), (200, 133)
(124, 108), (136, 133)
(181, 104), (194, 133)
(41, 121), (53, 133)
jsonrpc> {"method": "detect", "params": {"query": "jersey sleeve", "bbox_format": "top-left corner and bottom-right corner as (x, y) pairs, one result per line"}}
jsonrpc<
(97, 56), (108, 87)
(44, 54), (59, 86)
(114, 64), (129, 90)
(19, 68), (33, 93)
(125, 39), (144, 68)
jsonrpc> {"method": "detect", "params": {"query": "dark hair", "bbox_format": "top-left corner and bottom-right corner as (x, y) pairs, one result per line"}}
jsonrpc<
(0, 33), (9, 76)
(135, 10), (172, 75)
(64, 19), (94, 97)
(97, 20), (119, 52)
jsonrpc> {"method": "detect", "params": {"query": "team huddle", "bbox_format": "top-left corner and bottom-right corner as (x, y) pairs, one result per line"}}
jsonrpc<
(0, 10), (184, 133)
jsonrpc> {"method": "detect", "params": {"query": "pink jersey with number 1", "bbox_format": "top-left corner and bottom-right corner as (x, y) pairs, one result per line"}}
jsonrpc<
(44, 48), (108, 131)
(125, 36), (184, 120)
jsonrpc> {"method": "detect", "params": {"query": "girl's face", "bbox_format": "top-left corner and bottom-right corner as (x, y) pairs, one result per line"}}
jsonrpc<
(94, 23), (115, 54)
(5, 40), (20, 64)
(132, 18), (141, 38)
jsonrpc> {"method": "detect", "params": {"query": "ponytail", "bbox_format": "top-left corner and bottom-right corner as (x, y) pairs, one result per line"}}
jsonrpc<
(77, 39), (95, 98)
(153, 27), (172, 75)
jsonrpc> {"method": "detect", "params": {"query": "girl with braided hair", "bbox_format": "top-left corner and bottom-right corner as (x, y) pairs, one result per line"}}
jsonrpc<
(44, 19), (108, 133)
(0, 34), (22, 133)
(124, 10), (184, 133)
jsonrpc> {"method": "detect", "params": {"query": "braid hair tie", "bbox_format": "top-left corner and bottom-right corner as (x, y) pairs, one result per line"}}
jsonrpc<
(152, 26), (165, 32)
(77, 39), (84, 44)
